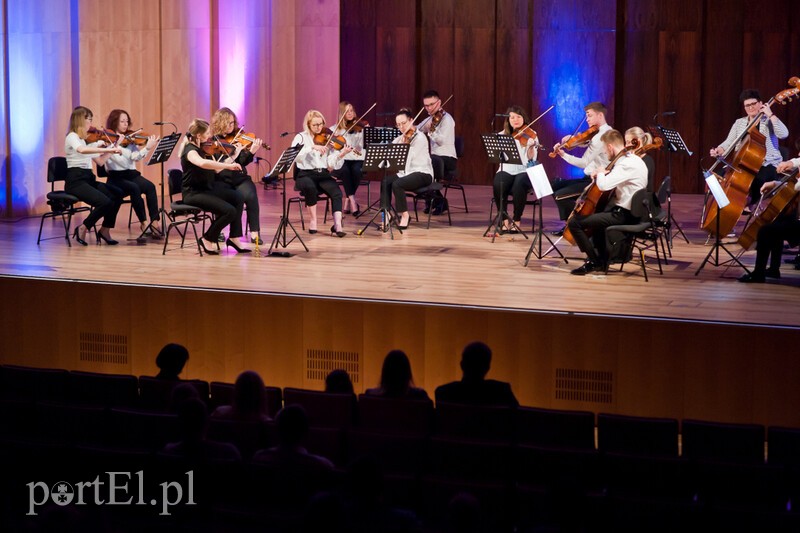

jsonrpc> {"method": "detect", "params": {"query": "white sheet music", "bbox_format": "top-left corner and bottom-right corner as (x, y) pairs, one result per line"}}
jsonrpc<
(527, 163), (553, 199)
(704, 171), (730, 209)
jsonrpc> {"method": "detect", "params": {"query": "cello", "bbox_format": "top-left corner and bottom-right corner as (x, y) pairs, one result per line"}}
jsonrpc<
(737, 167), (799, 250)
(700, 78), (800, 238)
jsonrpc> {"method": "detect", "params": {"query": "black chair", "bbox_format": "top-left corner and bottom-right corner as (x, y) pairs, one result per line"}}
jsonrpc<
(282, 388), (355, 429)
(67, 371), (139, 408)
(138, 376), (210, 411)
(655, 175), (688, 249)
(597, 412), (679, 457)
(162, 168), (211, 255)
(287, 178), (331, 230)
(37, 156), (92, 247)
(442, 136), (468, 212)
(605, 189), (666, 281)
(515, 406), (595, 450)
(356, 394), (433, 436)
(681, 419), (765, 465)
(0, 364), (69, 403)
(435, 402), (516, 443)
(209, 381), (282, 418)
(767, 426), (800, 467)
(406, 180), (453, 229)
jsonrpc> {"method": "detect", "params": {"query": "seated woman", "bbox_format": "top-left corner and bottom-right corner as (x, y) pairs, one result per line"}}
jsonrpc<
(624, 126), (656, 193)
(180, 118), (248, 255)
(210, 107), (266, 244)
(365, 350), (429, 400)
(292, 109), (351, 237)
(211, 370), (271, 423)
(64, 106), (124, 246)
(492, 105), (540, 233)
(332, 101), (365, 216)
(380, 109), (434, 230)
(104, 108), (162, 237)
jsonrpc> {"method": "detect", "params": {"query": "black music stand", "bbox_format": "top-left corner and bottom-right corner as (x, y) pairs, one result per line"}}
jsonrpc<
(523, 163), (567, 265)
(140, 132), (182, 243)
(694, 173), (749, 276)
(266, 144), (306, 257)
(650, 125), (691, 247)
(481, 133), (528, 242)
(356, 142), (409, 239)
(357, 127), (401, 217)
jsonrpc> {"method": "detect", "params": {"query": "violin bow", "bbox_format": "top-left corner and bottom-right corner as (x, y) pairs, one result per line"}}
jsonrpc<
(513, 104), (554, 140)
(342, 102), (377, 135)
(419, 94), (454, 130)
(558, 115), (588, 148)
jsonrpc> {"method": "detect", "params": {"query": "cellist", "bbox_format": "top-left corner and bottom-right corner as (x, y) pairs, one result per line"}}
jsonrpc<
(567, 129), (648, 275)
(710, 89), (789, 211)
(551, 102), (612, 235)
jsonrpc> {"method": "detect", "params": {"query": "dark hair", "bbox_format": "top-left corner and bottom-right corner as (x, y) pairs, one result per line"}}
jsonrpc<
(169, 382), (201, 413)
(379, 350), (414, 397)
(423, 90), (440, 100)
(397, 107), (414, 120)
(106, 109), (131, 132)
(739, 89), (761, 103)
(232, 370), (267, 417)
(584, 101), (607, 115)
(503, 105), (530, 135)
(276, 404), (309, 448)
(461, 342), (492, 380)
(325, 369), (354, 394)
(155, 343), (189, 378)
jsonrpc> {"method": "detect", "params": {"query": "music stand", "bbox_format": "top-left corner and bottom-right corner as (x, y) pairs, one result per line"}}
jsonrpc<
(481, 133), (528, 242)
(266, 144), (306, 257)
(523, 163), (567, 265)
(650, 125), (691, 247)
(356, 142), (409, 239)
(694, 172), (749, 276)
(137, 132), (182, 243)
(357, 127), (401, 217)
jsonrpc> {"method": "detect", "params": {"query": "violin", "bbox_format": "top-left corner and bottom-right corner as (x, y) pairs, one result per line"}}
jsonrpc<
(344, 120), (370, 133)
(85, 127), (120, 144)
(402, 126), (417, 144)
(313, 128), (347, 150)
(633, 136), (663, 156)
(223, 129), (270, 151)
(513, 126), (538, 147)
(119, 129), (153, 147)
(200, 140), (237, 157)
(422, 94), (453, 134)
(549, 125), (600, 158)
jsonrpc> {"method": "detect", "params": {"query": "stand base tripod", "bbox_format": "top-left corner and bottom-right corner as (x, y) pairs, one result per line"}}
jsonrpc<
(267, 215), (307, 257)
(483, 200), (529, 243)
(695, 204), (748, 276)
(524, 204), (567, 265)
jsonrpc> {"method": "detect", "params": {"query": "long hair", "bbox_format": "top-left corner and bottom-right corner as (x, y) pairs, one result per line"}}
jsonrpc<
(337, 101), (356, 127)
(211, 107), (238, 136)
(379, 350), (415, 397)
(303, 110), (325, 135)
(502, 105), (531, 135)
(69, 106), (93, 138)
(105, 109), (131, 133)
(180, 118), (210, 152)
(625, 126), (653, 149)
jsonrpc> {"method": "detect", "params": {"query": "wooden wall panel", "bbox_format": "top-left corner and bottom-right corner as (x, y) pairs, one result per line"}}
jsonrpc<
(495, 0), (532, 114)
(295, 0), (340, 126)
(340, 0), (376, 119)
(419, 0), (455, 106)
(1, 2), (8, 217)
(374, 0), (416, 113)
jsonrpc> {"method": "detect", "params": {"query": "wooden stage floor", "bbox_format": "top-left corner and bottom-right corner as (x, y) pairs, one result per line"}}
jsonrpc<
(2, 182), (799, 330)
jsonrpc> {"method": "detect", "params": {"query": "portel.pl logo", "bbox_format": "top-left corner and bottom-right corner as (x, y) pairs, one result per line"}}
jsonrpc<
(27, 471), (195, 516)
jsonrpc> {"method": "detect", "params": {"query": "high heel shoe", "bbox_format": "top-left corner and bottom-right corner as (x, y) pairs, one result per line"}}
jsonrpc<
(330, 225), (347, 238)
(72, 227), (88, 246)
(96, 230), (119, 246)
(226, 238), (251, 253)
(197, 238), (219, 255)
(308, 228), (318, 234)
(250, 234), (264, 245)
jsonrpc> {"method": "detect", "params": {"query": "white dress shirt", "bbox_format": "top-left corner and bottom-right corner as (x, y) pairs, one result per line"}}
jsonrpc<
(595, 152), (648, 210)
(495, 130), (538, 175)
(105, 144), (150, 171)
(292, 131), (344, 171)
(65, 132), (101, 170)
(561, 123), (612, 176)
(333, 128), (364, 161)
(420, 112), (457, 159)
(393, 131), (433, 178)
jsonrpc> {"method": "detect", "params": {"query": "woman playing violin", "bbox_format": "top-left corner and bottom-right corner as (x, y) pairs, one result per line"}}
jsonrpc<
(332, 101), (365, 216)
(211, 107), (264, 244)
(180, 118), (247, 255)
(492, 106), (540, 234)
(625, 126), (656, 193)
(64, 106), (124, 246)
(103, 109), (162, 238)
(292, 110), (350, 237)
(380, 108), (434, 230)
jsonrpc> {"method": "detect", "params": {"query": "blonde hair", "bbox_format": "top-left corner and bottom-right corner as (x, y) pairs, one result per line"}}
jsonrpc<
(69, 106), (93, 138)
(303, 110), (325, 135)
(625, 126), (653, 148)
(211, 107), (237, 136)
(180, 118), (210, 152)
(600, 129), (624, 147)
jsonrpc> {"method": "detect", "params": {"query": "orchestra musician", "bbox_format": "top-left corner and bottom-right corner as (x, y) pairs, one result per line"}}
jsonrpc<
(291, 110), (350, 237)
(332, 101), (364, 217)
(567, 129), (648, 275)
(180, 118), (248, 255)
(738, 154), (800, 283)
(103, 109), (162, 238)
(710, 89), (789, 210)
(64, 106), (124, 246)
(551, 102), (612, 236)
(624, 126), (656, 192)
(380, 108), (434, 229)
(492, 105), (540, 233)
(418, 90), (456, 215)
(210, 107), (265, 244)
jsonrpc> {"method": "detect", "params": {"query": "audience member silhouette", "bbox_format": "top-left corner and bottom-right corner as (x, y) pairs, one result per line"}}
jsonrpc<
(435, 342), (519, 407)
(365, 350), (429, 400)
(252, 404), (334, 471)
(325, 368), (355, 394)
(161, 398), (241, 461)
(168, 381), (201, 413)
(155, 343), (189, 380)
(446, 492), (484, 533)
(211, 370), (271, 423)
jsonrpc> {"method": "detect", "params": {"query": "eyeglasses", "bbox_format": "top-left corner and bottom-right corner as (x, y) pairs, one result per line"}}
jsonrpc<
(743, 101), (760, 109)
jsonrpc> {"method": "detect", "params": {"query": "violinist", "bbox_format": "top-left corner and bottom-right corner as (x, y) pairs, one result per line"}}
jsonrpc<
(291, 110), (349, 237)
(567, 129), (648, 275)
(624, 126), (656, 192)
(418, 90), (456, 215)
(332, 101), (365, 216)
(380, 108), (434, 229)
(64, 106), (124, 246)
(551, 102), (612, 235)
(711, 89), (789, 210)
(210, 107), (264, 244)
(180, 118), (247, 255)
(103, 109), (162, 238)
(491, 106), (540, 233)
(738, 150), (800, 283)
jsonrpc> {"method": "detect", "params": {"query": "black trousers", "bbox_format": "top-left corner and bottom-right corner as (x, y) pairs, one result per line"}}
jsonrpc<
(295, 169), (343, 212)
(107, 169), (159, 223)
(184, 186), (243, 241)
(381, 172), (433, 213)
(65, 168), (123, 229)
(754, 216), (800, 273)
(750, 165), (778, 205)
(552, 177), (592, 220)
(493, 170), (532, 221)
(217, 178), (260, 232)
(333, 160), (363, 197)
(567, 207), (631, 264)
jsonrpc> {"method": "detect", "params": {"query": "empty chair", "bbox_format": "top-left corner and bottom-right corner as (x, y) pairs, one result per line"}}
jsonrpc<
(435, 402), (516, 442)
(428, 437), (513, 482)
(681, 419), (765, 465)
(600, 452), (693, 501)
(597, 413), (679, 457)
(357, 394), (433, 436)
(515, 444), (601, 495)
(110, 407), (180, 452)
(282, 387), (355, 429)
(515, 406), (595, 450)
(138, 376), (210, 411)
(36, 402), (109, 447)
(209, 381), (282, 418)
(67, 371), (139, 408)
(0, 364), (69, 403)
(767, 426), (800, 467)
(441, 136), (467, 212)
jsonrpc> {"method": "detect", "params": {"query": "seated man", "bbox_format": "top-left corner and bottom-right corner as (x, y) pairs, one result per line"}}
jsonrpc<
(435, 341), (518, 407)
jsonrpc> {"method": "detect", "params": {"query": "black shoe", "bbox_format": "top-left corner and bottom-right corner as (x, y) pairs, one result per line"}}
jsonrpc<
(72, 227), (88, 246)
(330, 225), (347, 238)
(96, 231), (119, 245)
(765, 268), (781, 279)
(308, 228), (318, 235)
(431, 207), (444, 216)
(226, 238), (251, 253)
(738, 272), (765, 283)
(551, 226), (565, 237)
(250, 235), (264, 245)
(352, 209), (362, 217)
(571, 260), (599, 276)
(197, 238), (219, 256)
